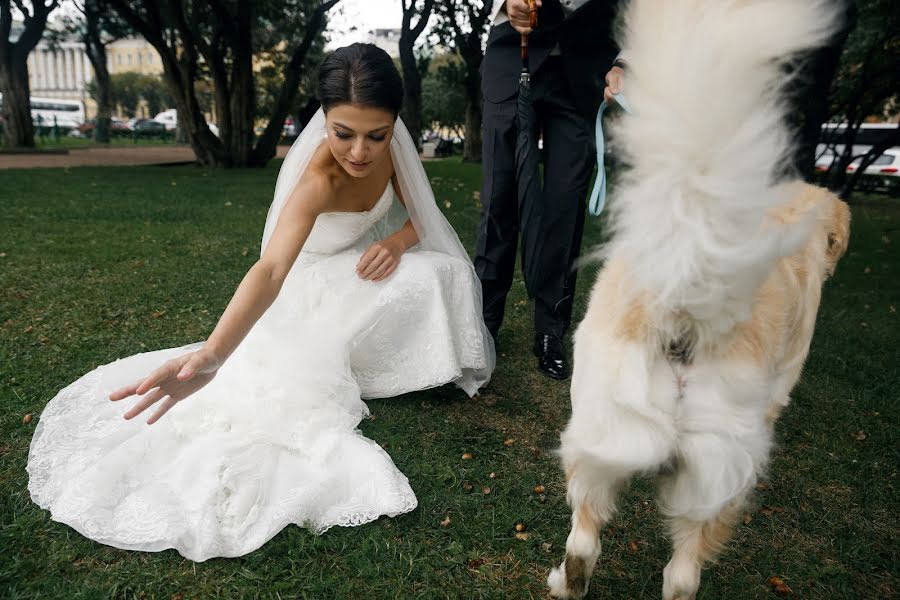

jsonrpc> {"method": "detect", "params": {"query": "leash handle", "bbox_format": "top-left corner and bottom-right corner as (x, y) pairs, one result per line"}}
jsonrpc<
(587, 93), (631, 217)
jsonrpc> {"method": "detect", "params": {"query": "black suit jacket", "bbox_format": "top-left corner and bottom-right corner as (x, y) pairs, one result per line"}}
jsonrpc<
(481, 0), (620, 120)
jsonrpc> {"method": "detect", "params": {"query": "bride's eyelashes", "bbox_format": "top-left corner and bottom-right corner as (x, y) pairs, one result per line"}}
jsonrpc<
(332, 130), (387, 142)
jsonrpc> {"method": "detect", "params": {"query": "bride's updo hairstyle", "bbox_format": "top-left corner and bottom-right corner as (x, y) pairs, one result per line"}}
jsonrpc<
(317, 43), (404, 117)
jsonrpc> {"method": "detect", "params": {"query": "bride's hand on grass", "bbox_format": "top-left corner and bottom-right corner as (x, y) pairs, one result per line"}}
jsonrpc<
(357, 239), (403, 282)
(109, 348), (222, 424)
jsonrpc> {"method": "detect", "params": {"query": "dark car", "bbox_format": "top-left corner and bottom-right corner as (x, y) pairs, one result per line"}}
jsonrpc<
(133, 119), (168, 138)
(77, 118), (130, 137)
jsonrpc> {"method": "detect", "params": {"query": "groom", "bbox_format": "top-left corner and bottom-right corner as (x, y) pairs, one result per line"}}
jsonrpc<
(475, 0), (621, 379)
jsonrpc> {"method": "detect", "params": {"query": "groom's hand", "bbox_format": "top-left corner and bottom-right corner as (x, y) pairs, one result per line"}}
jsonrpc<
(506, 0), (541, 35)
(604, 65), (625, 104)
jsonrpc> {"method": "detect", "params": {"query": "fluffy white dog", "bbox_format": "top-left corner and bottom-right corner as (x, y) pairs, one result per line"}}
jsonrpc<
(547, 1), (850, 599)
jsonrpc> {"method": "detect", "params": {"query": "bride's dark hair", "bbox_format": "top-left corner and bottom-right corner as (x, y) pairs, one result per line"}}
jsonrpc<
(317, 43), (404, 116)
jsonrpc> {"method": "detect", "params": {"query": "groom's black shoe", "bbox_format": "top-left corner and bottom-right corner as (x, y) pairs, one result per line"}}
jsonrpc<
(533, 333), (568, 380)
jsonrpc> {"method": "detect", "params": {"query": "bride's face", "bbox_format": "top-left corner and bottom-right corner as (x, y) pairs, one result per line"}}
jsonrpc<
(325, 104), (395, 178)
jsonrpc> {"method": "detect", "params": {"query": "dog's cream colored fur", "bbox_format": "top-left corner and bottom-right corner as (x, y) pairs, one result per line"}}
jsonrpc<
(547, 1), (849, 598)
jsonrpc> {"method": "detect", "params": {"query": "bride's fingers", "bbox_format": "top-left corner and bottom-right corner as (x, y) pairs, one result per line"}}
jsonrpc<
(369, 260), (392, 281)
(356, 246), (380, 274)
(361, 250), (389, 278)
(146, 395), (179, 425)
(135, 360), (179, 395)
(123, 387), (167, 420)
(109, 380), (143, 401)
(372, 262), (396, 282)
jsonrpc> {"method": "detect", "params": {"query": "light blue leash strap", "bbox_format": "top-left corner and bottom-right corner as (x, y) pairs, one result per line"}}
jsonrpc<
(587, 92), (631, 217)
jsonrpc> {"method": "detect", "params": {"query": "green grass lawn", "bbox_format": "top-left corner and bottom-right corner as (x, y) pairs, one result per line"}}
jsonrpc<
(0, 135), (180, 151)
(1, 159), (897, 599)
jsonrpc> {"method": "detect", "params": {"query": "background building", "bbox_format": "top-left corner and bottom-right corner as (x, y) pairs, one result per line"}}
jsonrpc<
(366, 28), (401, 59)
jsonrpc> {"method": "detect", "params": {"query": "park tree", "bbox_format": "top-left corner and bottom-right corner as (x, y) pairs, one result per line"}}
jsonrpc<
(64, 0), (132, 143)
(0, 0), (59, 148)
(819, 0), (899, 198)
(106, 0), (341, 168)
(431, 0), (491, 162)
(399, 0), (434, 151)
(421, 53), (465, 140)
(136, 74), (171, 117)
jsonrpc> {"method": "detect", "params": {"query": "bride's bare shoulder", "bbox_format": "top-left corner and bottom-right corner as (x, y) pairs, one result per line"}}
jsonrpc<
(292, 144), (340, 213)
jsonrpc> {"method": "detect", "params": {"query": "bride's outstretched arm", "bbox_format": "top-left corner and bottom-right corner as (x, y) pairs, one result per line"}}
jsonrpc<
(109, 174), (331, 423)
(357, 175), (420, 281)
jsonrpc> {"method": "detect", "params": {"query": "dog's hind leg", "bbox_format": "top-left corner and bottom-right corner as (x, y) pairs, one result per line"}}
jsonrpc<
(548, 460), (628, 599)
(660, 495), (747, 600)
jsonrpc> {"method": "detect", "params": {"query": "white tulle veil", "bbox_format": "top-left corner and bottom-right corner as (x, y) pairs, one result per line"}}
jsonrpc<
(260, 108), (495, 393)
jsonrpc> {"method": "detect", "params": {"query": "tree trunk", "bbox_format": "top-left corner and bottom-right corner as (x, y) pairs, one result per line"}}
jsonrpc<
(0, 57), (34, 148)
(791, 2), (857, 180)
(226, 0), (254, 167)
(1, 0), (57, 148)
(399, 0), (434, 153)
(249, 1), (337, 167)
(399, 37), (424, 151)
(84, 25), (112, 143)
(108, 0), (335, 168)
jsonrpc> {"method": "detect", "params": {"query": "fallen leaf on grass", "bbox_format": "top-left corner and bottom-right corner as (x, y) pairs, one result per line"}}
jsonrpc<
(152, 309), (167, 318)
(462, 482), (473, 492)
(627, 540), (639, 553)
(514, 532), (530, 541)
(767, 576), (792, 595)
(743, 514), (753, 525)
(503, 438), (515, 446)
(468, 558), (485, 569)
(774, 582), (792, 595)
(440, 516), (451, 527)
(853, 430), (867, 441)
(489, 472), (496, 479)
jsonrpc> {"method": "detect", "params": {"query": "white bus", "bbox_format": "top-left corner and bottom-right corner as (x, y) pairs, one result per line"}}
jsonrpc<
(0, 93), (85, 130)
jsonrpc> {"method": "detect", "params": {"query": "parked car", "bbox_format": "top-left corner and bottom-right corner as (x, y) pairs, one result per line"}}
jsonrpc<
(133, 119), (168, 138)
(816, 147), (900, 196)
(126, 117), (150, 131)
(154, 109), (177, 131)
(73, 117), (129, 137)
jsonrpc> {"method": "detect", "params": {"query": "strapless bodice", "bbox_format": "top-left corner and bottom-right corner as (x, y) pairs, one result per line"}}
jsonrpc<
(301, 185), (393, 255)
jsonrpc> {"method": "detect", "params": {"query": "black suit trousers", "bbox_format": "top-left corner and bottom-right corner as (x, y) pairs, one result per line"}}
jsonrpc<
(475, 57), (594, 339)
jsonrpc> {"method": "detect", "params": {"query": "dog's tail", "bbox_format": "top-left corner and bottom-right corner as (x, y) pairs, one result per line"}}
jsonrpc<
(607, 0), (840, 329)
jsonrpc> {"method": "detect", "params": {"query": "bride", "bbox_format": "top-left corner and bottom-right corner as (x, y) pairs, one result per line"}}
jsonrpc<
(26, 43), (495, 562)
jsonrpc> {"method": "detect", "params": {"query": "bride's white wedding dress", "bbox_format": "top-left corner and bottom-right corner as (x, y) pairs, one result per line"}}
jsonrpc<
(26, 113), (495, 562)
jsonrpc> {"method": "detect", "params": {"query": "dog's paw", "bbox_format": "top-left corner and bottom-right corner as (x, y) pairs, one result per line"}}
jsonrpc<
(662, 557), (700, 600)
(547, 557), (590, 599)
